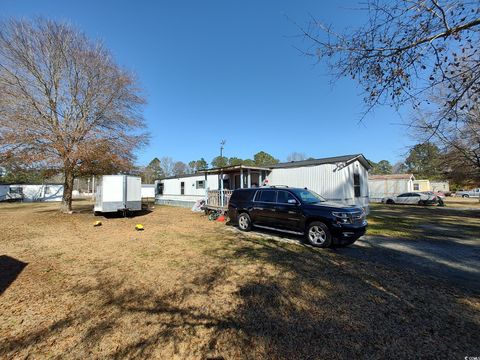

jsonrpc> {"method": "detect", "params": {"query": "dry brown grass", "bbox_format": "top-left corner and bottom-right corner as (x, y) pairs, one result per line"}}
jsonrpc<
(444, 196), (480, 208)
(0, 201), (479, 359)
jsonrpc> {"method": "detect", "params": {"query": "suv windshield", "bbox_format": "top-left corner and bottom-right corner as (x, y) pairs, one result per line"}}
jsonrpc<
(291, 189), (326, 204)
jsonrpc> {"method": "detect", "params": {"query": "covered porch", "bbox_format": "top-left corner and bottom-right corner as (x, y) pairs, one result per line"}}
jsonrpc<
(202, 165), (270, 209)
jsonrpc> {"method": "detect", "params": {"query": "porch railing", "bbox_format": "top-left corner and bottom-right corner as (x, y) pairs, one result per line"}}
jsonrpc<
(207, 190), (233, 208)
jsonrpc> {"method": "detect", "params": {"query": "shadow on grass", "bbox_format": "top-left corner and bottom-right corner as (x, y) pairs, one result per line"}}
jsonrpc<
(96, 209), (153, 219)
(0, 255), (27, 295)
(1, 233), (479, 359)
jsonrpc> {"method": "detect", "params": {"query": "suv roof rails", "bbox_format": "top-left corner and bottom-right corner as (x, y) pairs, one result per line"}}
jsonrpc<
(269, 185), (289, 188)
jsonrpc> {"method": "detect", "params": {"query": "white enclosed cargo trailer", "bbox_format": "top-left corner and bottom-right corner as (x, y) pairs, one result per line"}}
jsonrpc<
(94, 175), (142, 214)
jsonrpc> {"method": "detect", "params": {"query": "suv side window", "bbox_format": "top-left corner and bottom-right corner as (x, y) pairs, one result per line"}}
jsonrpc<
(277, 190), (296, 204)
(256, 190), (276, 202)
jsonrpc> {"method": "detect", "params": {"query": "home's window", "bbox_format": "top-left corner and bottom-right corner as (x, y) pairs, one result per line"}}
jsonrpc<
(9, 186), (22, 195)
(413, 184), (419, 191)
(196, 180), (205, 189)
(180, 182), (185, 195)
(353, 173), (361, 197)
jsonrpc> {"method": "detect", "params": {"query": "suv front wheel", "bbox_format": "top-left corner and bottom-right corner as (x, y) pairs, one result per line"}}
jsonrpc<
(237, 213), (252, 231)
(305, 221), (332, 248)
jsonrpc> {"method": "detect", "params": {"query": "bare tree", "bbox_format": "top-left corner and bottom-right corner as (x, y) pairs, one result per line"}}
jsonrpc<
(0, 19), (147, 212)
(301, 0), (480, 121)
(286, 152), (307, 162)
(172, 161), (188, 176)
(412, 94), (480, 182)
(159, 157), (175, 177)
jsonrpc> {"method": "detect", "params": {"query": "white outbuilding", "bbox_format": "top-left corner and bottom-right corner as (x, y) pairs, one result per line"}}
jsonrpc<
(368, 174), (415, 202)
(155, 154), (372, 211)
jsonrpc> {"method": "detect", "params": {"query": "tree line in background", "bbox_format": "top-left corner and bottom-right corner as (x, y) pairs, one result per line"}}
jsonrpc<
(369, 142), (479, 189)
(138, 151), (283, 183)
(0, 149), (313, 185)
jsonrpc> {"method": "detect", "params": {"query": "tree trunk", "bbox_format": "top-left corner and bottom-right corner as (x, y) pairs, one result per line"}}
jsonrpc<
(61, 169), (74, 213)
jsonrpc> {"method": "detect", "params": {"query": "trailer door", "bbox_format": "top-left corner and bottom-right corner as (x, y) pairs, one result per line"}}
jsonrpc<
(126, 176), (142, 211)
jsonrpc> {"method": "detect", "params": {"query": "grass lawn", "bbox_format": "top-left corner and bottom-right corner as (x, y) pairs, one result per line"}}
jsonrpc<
(0, 201), (479, 359)
(367, 199), (480, 239)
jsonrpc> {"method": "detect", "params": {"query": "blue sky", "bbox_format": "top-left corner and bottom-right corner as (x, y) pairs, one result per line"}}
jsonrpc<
(1, 0), (413, 166)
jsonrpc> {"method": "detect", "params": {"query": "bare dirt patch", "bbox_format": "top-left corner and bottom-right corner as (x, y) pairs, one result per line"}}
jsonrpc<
(1, 202), (479, 359)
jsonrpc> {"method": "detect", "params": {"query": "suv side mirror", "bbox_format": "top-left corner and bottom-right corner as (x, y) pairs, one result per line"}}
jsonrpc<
(287, 199), (298, 205)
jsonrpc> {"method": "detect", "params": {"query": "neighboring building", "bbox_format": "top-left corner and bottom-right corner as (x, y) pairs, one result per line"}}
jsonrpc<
(141, 184), (156, 198)
(0, 184), (9, 200)
(413, 179), (431, 192)
(0, 184), (64, 202)
(156, 154), (372, 210)
(430, 181), (450, 193)
(368, 174), (415, 202)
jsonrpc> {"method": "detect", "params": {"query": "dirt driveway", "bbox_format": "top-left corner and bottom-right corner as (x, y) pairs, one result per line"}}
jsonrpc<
(349, 203), (480, 293)
(229, 203), (480, 293)
(340, 233), (479, 293)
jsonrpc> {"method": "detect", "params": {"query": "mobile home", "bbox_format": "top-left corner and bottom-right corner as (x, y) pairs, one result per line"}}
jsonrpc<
(156, 154), (372, 210)
(0, 184), (63, 202)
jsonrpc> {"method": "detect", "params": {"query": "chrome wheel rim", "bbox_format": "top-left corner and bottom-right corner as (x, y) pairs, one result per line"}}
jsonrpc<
(239, 216), (248, 230)
(308, 226), (326, 245)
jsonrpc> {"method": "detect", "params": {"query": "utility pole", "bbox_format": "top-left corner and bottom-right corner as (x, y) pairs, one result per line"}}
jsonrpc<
(220, 139), (226, 158)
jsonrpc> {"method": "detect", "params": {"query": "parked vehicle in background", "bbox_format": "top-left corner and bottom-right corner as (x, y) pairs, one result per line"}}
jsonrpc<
(228, 187), (367, 248)
(421, 191), (445, 206)
(382, 192), (439, 205)
(455, 188), (480, 198)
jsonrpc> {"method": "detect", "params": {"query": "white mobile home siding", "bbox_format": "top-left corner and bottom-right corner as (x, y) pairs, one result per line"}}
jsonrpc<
(9, 184), (64, 202)
(156, 174), (219, 206)
(266, 160), (369, 208)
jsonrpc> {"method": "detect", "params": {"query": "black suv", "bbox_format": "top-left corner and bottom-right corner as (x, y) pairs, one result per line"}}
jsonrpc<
(228, 187), (367, 247)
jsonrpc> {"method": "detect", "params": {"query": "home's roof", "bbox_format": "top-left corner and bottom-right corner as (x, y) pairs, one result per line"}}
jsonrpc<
(159, 154), (372, 180)
(202, 164), (271, 174)
(160, 173), (206, 180)
(271, 154), (372, 170)
(369, 174), (415, 180)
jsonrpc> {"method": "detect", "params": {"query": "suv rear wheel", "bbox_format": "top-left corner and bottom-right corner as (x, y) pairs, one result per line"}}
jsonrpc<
(238, 213), (252, 231)
(305, 221), (332, 248)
